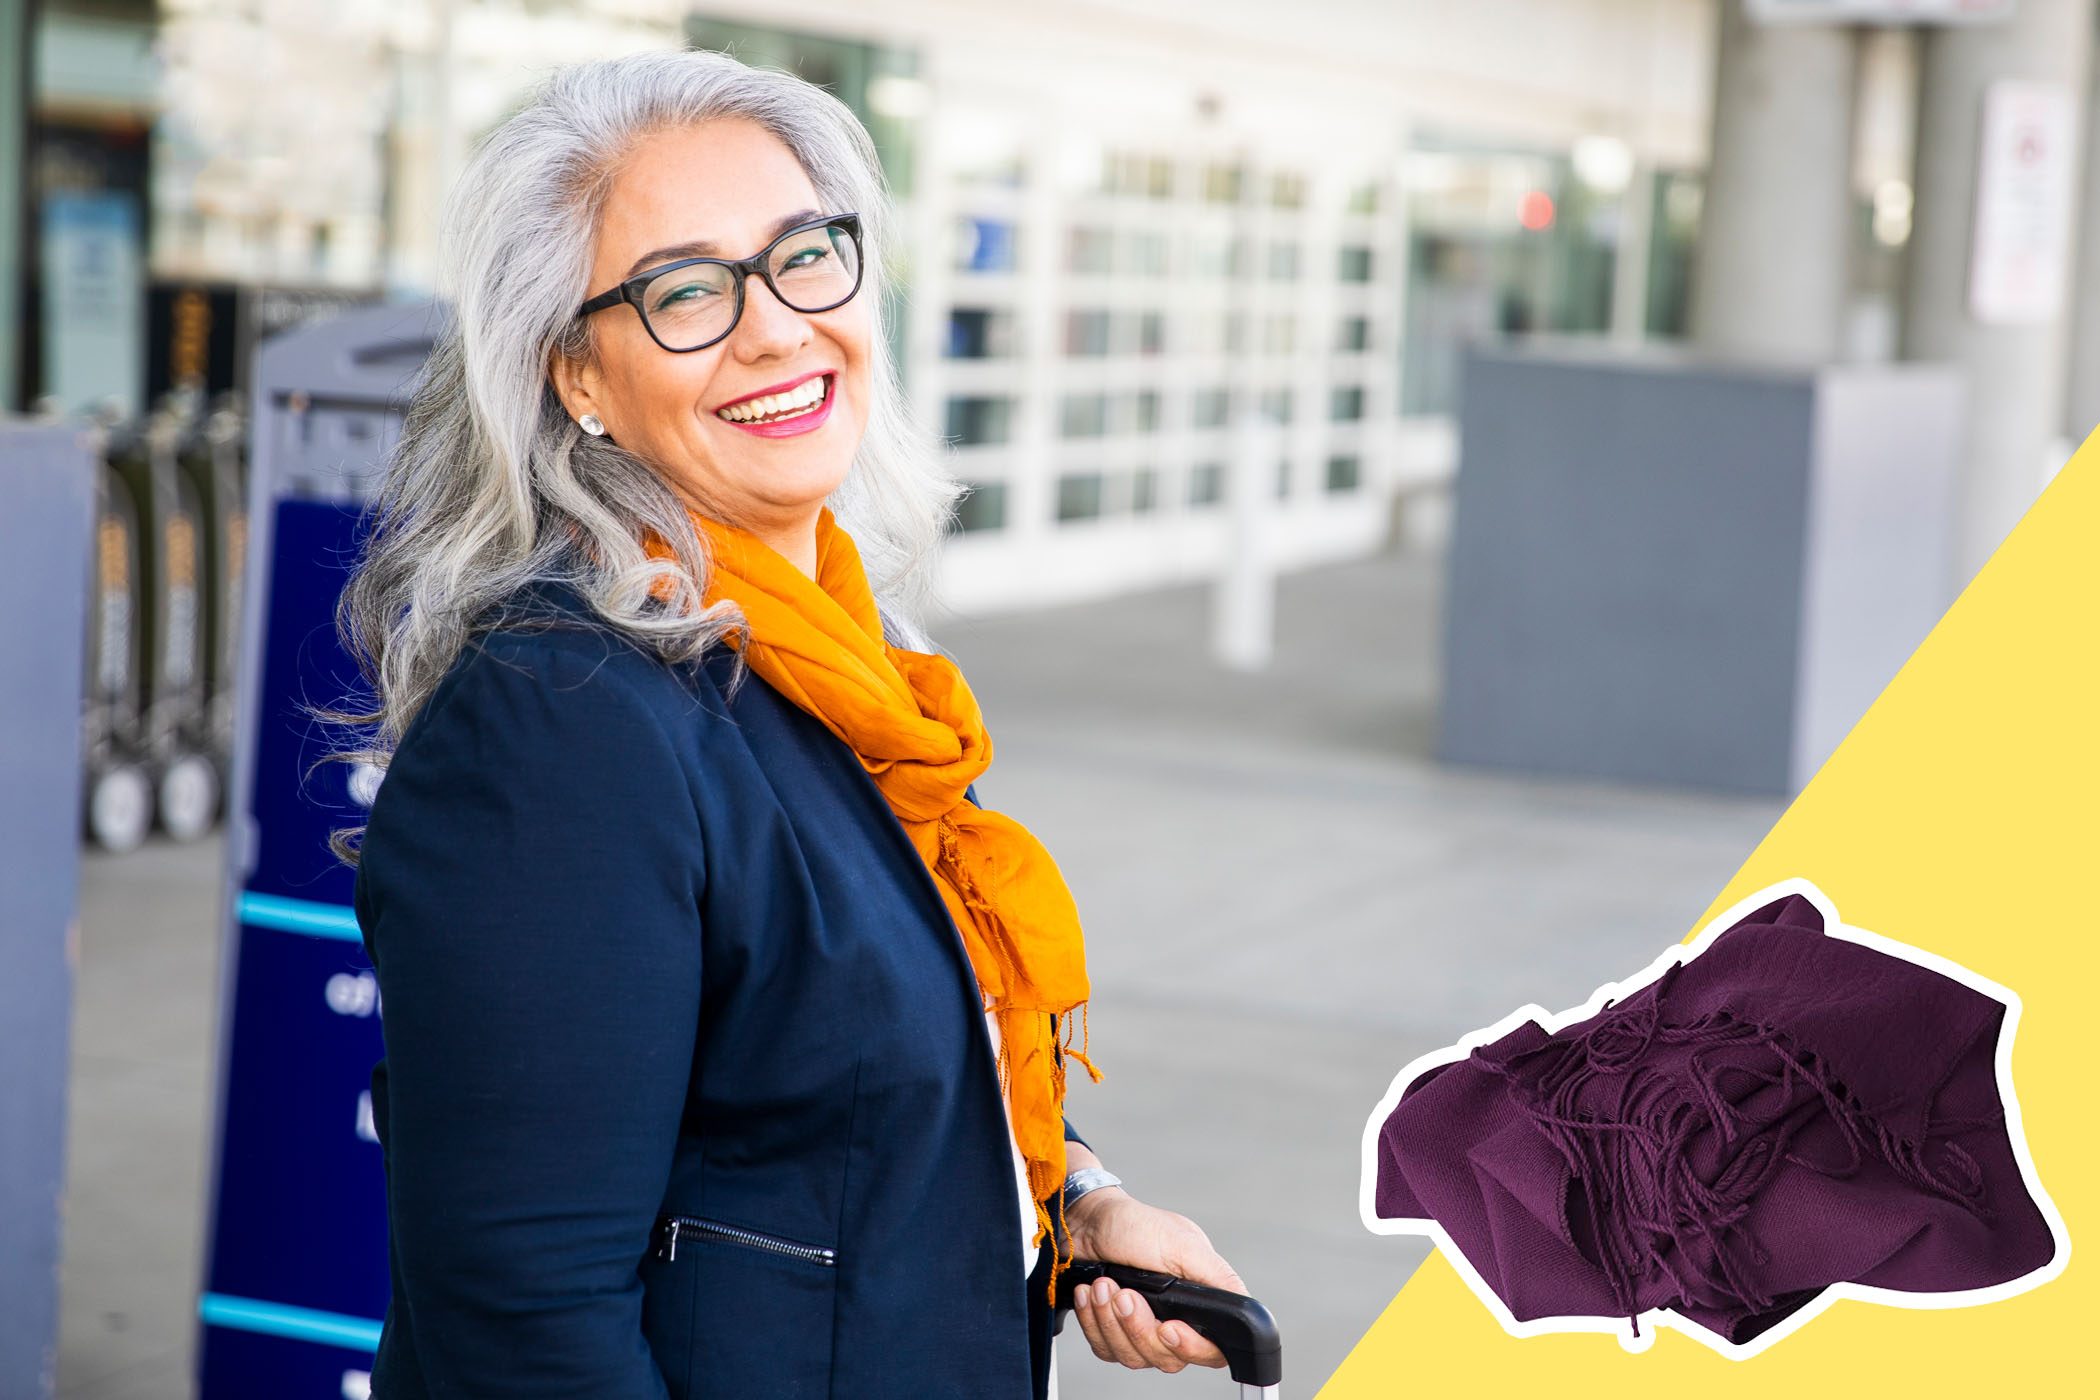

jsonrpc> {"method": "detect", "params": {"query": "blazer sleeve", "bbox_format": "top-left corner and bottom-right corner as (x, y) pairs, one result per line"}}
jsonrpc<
(355, 640), (703, 1398)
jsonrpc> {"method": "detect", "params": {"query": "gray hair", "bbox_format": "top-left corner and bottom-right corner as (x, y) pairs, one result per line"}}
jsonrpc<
(319, 48), (963, 864)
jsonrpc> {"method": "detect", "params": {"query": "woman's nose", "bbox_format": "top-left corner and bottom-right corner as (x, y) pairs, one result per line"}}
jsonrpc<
(730, 274), (815, 359)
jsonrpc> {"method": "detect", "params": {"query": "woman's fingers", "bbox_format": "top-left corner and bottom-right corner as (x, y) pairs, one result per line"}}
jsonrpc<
(1075, 1284), (1159, 1368)
(1104, 1280), (1194, 1372)
(1116, 1283), (1226, 1370)
(1087, 1279), (1153, 1369)
(1070, 1275), (1232, 1371)
(1155, 1316), (1228, 1368)
(1070, 1277), (1126, 1366)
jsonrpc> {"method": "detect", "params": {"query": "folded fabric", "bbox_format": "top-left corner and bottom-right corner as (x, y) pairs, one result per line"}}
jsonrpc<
(1373, 894), (2056, 1345)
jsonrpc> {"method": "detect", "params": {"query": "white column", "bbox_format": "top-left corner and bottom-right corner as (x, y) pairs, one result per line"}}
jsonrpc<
(2060, 13), (2100, 447)
(1213, 142), (1278, 671)
(1012, 122), (1065, 556)
(1689, 0), (1859, 361)
(1610, 162), (1656, 346)
(1903, 0), (2095, 586)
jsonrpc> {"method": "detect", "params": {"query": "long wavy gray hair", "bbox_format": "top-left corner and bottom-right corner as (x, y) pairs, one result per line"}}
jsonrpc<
(318, 49), (963, 864)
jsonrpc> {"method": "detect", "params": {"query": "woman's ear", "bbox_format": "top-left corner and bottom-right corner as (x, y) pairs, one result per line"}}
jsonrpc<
(548, 344), (603, 429)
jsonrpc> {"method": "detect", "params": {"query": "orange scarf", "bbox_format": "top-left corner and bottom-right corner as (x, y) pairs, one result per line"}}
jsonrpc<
(642, 504), (1099, 1295)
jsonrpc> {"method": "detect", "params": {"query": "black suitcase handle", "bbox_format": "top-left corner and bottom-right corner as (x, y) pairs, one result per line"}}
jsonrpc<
(1052, 1259), (1283, 1389)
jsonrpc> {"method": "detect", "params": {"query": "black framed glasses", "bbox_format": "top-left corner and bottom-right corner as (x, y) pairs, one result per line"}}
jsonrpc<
(574, 212), (864, 353)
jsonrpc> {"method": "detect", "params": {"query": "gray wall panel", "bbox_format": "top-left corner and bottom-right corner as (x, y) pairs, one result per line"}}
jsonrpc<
(1439, 343), (1963, 796)
(0, 423), (95, 1400)
(1440, 345), (1813, 793)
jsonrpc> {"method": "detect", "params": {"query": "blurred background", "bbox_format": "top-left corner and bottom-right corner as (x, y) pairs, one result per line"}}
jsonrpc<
(1, 1), (2092, 1396)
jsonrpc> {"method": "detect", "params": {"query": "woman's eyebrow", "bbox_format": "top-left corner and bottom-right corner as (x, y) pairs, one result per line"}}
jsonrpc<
(620, 207), (823, 279)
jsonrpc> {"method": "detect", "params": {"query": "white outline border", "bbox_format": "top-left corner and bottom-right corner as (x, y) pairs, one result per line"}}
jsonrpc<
(1355, 876), (2071, 1360)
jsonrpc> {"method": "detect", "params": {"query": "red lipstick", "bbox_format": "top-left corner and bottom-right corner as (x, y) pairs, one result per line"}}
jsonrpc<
(713, 372), (837, 439)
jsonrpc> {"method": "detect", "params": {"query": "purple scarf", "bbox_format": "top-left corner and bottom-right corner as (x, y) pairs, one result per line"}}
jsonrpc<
(1373, 895), (2056, 1344)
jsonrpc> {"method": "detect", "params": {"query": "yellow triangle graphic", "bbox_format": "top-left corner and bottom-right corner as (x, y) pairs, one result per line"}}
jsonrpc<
(1323, 437), (2099, 1394)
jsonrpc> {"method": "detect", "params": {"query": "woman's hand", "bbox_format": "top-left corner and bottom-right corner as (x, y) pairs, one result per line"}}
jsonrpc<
(1061, 1150), (1248, 1374)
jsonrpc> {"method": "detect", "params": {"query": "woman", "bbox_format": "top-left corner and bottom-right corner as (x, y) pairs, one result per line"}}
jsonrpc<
(333, 48), (1247, 1398)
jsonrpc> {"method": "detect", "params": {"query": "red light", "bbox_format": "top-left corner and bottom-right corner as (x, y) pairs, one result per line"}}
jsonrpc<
(1520, 190), (1555, 231)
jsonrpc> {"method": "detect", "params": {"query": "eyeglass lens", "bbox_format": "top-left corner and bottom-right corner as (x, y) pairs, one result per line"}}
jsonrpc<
(641, 222), (861, 350)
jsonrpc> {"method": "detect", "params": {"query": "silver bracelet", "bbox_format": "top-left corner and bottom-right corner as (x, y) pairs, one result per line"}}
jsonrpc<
(1061, 1165), (1124, 1207)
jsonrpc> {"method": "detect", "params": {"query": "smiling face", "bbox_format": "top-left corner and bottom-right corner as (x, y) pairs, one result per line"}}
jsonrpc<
(551, 116), (872, 560)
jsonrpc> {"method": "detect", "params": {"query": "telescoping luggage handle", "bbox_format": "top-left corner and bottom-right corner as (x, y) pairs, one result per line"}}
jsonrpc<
(1052, 1259), (1283, 1397)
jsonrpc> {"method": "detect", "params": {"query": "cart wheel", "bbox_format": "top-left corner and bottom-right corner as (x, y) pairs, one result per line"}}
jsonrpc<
(88, 764), (154, 853)
(158, 753), (222, 841)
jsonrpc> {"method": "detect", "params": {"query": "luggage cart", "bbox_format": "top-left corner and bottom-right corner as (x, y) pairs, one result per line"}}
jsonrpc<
(82, 416), (154, 852)
(107, 396), (220, 840)
(190, 391), (249, 773)
(1054, 1260), (1283, 1397)
(160, 386), (246, 828)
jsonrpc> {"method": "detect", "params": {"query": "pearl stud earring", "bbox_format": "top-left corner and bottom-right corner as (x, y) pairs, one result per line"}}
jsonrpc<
(578, 414), (606, 436)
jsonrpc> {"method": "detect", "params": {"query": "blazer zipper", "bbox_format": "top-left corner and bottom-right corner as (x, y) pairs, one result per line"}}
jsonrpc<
(655, 1214), (838, 1267)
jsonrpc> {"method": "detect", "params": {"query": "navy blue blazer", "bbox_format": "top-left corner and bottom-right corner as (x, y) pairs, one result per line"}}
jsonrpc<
(353, 578), (1084, 1398)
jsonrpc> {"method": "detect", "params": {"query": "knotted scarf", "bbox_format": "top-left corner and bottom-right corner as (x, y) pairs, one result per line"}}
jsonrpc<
(641, 503), (1100, 1297)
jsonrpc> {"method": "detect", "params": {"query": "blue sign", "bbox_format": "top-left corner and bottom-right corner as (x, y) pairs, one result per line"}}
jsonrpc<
(197, 498), (388, 1400)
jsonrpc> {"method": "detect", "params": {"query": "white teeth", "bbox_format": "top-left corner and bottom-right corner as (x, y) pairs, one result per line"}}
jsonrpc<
(717, 375), (829, 423)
